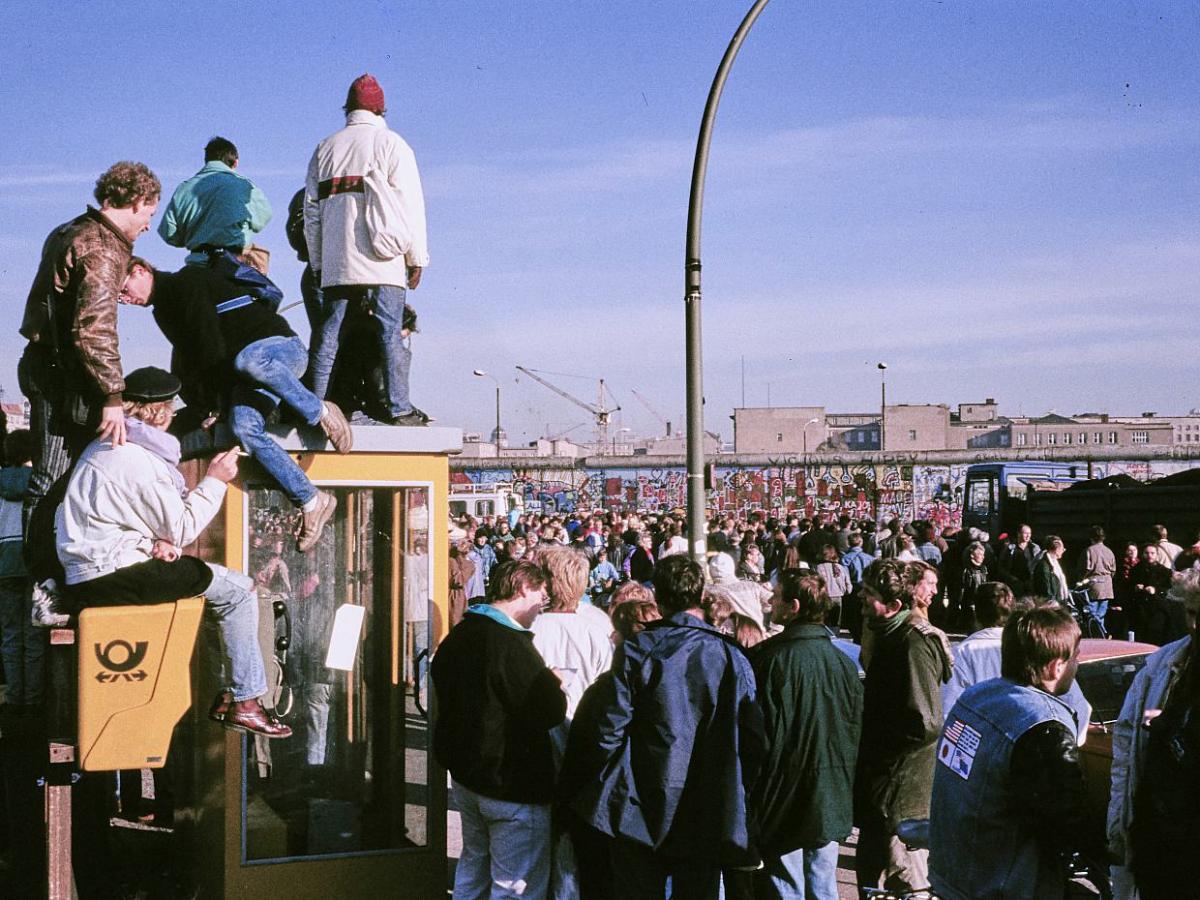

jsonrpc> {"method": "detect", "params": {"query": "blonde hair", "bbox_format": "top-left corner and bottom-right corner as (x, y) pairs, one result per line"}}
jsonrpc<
(122, 398), (174, 428)
(540, 546), (589, 612)
(609, 580), (653, 609)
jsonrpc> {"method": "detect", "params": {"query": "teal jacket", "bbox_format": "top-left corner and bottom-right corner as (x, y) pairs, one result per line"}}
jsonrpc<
(158, 161), (272, 264)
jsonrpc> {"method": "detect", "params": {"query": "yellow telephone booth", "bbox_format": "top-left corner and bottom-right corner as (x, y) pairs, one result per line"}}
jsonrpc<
(182, 425), (458, 898)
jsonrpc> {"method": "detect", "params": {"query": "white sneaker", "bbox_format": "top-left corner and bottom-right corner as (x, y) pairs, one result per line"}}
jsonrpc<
(31, 579), (69, 628)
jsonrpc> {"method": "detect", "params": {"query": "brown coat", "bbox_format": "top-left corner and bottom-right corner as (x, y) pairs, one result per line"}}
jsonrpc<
(447, 553), (476, 628)
(21, 207), (130, 403)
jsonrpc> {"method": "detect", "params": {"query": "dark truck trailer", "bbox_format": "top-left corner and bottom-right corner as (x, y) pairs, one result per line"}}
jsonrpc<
(963, 463), (1200, 553)
(1028, 471), (1200, 552)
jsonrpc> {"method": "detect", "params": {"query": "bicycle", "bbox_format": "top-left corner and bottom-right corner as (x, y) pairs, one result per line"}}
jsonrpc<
(1069, 586), (1108, 639)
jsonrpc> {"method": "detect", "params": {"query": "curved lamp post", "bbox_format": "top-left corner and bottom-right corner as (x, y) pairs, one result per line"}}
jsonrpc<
(472, 369), (502, 452)
(685, 0), (772, 562)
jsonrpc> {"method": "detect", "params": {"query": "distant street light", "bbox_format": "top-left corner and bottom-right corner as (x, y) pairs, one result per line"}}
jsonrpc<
(877, 363), (888, 452)
(803, 416), (820, 456)
(472, 369), (502, 451)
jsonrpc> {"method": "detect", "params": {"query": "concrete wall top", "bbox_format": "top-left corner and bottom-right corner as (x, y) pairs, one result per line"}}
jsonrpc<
(181, 423), (463, 459)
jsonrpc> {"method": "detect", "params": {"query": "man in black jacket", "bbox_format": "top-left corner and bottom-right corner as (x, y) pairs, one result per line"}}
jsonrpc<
(432, 560), (566, 900)
(750, 569), (863, 899)
(120, 258), (351, 552)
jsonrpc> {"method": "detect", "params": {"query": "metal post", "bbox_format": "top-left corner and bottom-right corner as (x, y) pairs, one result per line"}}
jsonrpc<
(494, 385), (502, 450)
(685, 0), (771, 562)
(878, 362), (888, 453)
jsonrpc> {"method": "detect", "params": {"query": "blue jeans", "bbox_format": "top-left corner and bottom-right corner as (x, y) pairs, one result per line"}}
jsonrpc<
(231, 335), (322, 508)
(452, 779), (552, 899)
(300, 264), (327, 340)
(0, 577), (45, 705)
(310, 284), (413, 418)
(1088, 599), (1109, 623)
(204, 564), (267, 702)
(762, 841), (840, 900)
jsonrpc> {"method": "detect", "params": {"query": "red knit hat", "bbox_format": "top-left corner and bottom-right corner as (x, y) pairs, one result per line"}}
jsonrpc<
(345, 74), (386, 115)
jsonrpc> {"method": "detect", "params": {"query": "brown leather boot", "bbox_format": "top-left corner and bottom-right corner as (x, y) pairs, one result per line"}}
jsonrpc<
(222, 699), (292, 739)
(208, 690), (234, 722)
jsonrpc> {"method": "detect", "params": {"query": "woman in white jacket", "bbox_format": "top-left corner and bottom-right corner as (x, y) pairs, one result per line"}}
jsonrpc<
(55, 367), (290, 739)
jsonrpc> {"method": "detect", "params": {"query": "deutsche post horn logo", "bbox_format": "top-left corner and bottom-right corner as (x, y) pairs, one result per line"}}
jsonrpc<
(94, 640), (149, 683)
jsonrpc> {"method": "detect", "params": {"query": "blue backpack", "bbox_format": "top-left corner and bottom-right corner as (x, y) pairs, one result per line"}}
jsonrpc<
(205, 248), (284, 312)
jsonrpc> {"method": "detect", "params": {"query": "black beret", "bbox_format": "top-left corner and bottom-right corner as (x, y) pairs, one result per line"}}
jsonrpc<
(124, 366), (181, 403)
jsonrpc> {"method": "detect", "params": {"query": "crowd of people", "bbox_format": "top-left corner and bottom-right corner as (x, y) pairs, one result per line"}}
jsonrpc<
(437, 505), (1200, 899)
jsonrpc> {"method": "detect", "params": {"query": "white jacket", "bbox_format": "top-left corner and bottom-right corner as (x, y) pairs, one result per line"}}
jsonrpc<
(304, 110), (429, 287)
(56, 438), (226, 585)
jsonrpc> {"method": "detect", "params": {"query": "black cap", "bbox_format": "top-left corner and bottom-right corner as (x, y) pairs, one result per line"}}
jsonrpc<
(124, 366), (181, 403)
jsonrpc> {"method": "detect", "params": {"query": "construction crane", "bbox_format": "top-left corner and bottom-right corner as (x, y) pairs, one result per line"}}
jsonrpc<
(631, 389), (673, 438)
(515, 366), (620, 450)
(631, 389), (722, 444)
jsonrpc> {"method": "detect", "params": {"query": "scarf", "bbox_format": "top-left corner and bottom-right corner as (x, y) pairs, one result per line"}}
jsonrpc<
(125, 415), (186, 497)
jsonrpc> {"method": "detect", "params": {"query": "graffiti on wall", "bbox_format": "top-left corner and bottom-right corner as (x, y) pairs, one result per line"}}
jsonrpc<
(452, 458), (1198, 527)
(454, 462), (968, 526)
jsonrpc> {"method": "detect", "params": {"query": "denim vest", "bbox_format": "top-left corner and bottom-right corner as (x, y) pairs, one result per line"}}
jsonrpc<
(930, 677), (1078, 899)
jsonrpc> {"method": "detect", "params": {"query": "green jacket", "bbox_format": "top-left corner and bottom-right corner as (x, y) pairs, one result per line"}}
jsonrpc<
(855, 611), (953, 829)
(158, 161), (272, 263)
(749, 622), (863, 853)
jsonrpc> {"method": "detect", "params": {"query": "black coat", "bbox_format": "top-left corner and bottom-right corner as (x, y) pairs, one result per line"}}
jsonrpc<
(431, 610), (566, 803)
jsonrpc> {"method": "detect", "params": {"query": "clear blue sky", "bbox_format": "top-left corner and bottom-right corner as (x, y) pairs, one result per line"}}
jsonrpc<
(1, 2), (1197, 443)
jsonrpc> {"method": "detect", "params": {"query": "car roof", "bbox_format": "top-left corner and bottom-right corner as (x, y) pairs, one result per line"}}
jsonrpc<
(1078, 637), (1159, 662)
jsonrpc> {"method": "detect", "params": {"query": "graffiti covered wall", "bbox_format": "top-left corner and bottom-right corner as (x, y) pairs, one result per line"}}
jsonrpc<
(451, 457), (1198, 527)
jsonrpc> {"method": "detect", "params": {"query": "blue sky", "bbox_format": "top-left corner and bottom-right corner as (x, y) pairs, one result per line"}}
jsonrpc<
(1, 2), (1197, 444)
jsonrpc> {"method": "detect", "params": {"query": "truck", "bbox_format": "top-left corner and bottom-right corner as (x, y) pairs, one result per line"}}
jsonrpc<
(448, 482), (523, 525)
(963, 462), (1200, 550)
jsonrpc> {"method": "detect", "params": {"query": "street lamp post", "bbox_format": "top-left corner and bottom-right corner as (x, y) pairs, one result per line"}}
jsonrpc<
(685, 0), (771, 563)
(802, 416), (819, 456)
(472, 369), (502, 453)
(877, 362), (888, 453)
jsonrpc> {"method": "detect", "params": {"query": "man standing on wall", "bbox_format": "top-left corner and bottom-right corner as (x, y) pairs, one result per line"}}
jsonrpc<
(303, 73), (430, 426)
(158, 136), (273, 272)
(19, 161), (161, 527)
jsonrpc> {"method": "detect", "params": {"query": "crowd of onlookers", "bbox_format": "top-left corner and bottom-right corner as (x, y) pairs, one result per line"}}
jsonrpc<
(437, 506), (1200, 899)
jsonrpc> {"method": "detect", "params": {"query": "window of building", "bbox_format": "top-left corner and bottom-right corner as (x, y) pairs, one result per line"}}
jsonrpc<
(1034, 433), (1042, 445)
(1064, 432), (1073, 445)
(1016, 433), (1027, 447)
(1093, 432), (1101, 444)
(1108, 432), (1118, 444)
(777, 433), (783, 442)
(1048, 433), (1057, 445)
(1132, 430), (1149, 444)
(908, 429), (917, 441)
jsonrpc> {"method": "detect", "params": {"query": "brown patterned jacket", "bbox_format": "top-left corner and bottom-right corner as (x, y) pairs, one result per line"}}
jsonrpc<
(20, 207), (130, 404)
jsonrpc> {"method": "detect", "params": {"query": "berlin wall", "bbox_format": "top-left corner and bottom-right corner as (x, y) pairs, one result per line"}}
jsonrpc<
(450, 451), (1200, 529)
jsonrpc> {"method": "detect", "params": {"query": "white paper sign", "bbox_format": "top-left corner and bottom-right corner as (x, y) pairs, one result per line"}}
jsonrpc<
(325, 604), (366, 671)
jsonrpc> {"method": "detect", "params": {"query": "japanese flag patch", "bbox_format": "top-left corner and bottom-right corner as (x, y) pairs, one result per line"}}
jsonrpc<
(937, 717), (981, 780)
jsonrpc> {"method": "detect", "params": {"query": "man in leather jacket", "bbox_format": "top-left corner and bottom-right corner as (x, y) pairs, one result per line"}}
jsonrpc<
(931, 606), (1103, 899)
(18, 161), (160, 527)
